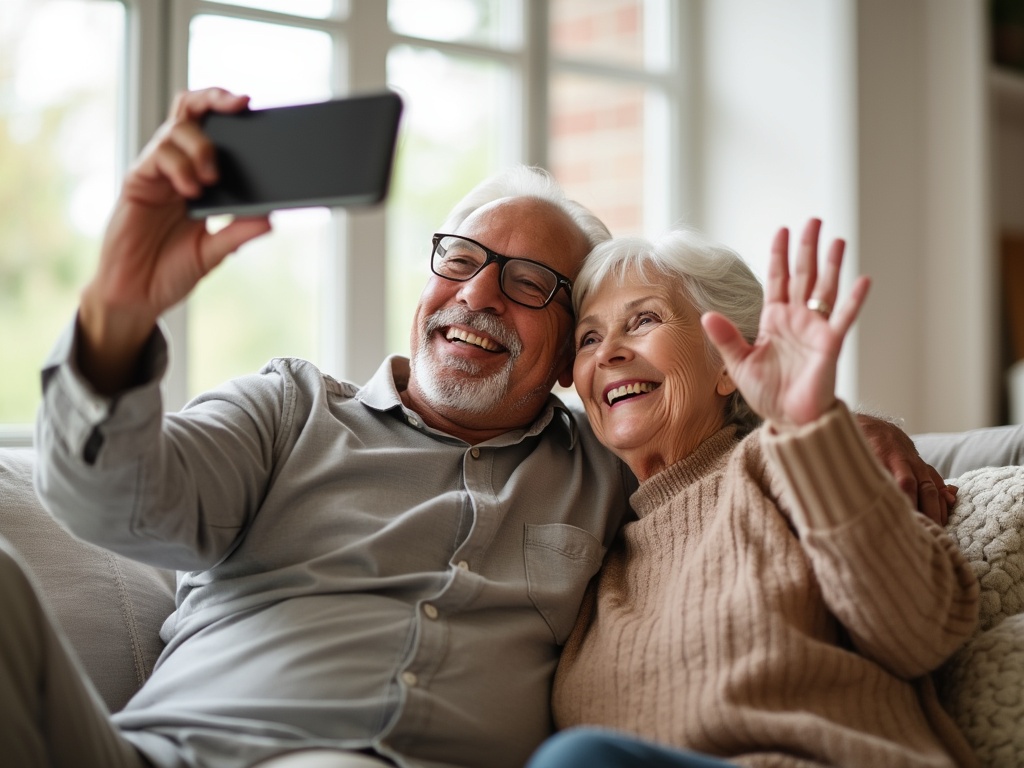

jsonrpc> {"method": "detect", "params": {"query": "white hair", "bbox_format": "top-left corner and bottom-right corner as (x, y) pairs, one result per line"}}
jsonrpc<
(439, 165), (611, 251)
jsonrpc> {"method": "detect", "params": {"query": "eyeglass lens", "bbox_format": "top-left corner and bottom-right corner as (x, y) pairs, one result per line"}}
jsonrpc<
(433, 235), (559, 308)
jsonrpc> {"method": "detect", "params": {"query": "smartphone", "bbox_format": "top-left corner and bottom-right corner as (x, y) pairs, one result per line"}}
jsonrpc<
(187, 91), (403, 218)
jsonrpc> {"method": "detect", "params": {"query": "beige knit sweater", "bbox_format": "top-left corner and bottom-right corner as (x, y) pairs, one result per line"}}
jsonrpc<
(553, 404), (980, 768)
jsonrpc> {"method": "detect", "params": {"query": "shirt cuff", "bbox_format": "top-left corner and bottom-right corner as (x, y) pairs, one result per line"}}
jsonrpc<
(38, 316), (169, 462)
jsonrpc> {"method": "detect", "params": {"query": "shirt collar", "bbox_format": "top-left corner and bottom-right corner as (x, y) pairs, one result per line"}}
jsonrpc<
(356, 355), (578, 448)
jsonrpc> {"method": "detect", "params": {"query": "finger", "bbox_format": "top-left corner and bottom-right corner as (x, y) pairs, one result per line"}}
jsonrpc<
(916, 478), (944, 525)
(829, 275), (871, 338)
(766, 228), (790, 304)
(164, 90), (252, 187)
(200, 216), (273, 273)
(936, 496), (950, 527)
(892, 461), (920, 509)
(944, 483), (958, 507)
(893, 459), (949, 526)
(931, 469), (952, 526)
(150, 140), (205, 199)
(164, 120), (220, 186)
(701, 311), (749, 370)
(811, 237), (845, 309)
(171, 87), (250, 122)
(789, 218), (821, 305)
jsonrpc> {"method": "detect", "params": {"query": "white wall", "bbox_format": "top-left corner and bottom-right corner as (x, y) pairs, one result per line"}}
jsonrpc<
(693, 0), (858, 404)
(684, 0), (993, 433)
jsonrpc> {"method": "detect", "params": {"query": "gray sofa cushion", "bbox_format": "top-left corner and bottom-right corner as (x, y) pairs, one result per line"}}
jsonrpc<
(0, 448), (175, 713)
(915, 423), (1024, 479)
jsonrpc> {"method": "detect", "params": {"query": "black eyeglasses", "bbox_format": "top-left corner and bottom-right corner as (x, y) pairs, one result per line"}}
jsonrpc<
(431, 233), (574, 310)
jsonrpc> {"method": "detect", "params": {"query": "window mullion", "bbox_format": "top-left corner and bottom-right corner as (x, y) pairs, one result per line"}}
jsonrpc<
(155, 0), (199, 410)
(123, 0), (192, 411)
(524, 0), (549, 167)
(333, 0), (390, 384)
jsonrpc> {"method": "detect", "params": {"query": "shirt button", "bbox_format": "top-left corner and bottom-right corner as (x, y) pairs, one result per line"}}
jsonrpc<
(423, 603), (439, 620)
(401, 671), (418, 687)
(470, 447), (480, 459)
(457, 560), (470, 571)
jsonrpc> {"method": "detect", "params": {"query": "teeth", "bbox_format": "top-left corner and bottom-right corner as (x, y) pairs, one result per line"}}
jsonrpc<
(446, 328), (501, 352)
(607, 382), (657, 405)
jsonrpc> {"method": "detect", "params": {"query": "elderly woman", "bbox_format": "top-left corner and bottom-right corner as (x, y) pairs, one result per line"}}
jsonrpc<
(528, 220), (980, 768)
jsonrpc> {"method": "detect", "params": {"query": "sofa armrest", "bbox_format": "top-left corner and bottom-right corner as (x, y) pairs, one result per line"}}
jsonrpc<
(0, 447), (175, 712)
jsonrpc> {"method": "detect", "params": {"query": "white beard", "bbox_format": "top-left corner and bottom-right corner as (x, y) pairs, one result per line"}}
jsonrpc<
(416, 353), (515, 415)
(411, 307), (523, 415)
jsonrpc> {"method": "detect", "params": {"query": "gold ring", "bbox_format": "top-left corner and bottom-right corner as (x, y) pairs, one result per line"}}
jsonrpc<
(806, 298), (831, 318)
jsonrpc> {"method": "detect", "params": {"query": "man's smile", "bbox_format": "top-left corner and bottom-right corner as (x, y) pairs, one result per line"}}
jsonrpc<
(445, 326), (505, 353)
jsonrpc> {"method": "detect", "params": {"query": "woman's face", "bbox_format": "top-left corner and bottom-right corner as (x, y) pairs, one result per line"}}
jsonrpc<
(573, 269), (735, 480)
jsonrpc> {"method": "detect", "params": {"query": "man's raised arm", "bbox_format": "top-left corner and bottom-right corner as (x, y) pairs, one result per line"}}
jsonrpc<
(78, 88), (271, 396)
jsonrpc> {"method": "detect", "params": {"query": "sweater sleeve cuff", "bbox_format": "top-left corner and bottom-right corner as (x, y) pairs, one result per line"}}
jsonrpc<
(761, 401), (894, 530)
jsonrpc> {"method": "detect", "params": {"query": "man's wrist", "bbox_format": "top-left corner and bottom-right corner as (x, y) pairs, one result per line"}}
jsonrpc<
(74, 301), (158, 396)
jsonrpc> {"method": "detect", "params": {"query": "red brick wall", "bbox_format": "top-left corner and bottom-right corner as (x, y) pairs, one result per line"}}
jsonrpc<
(549, 0), (647, 236)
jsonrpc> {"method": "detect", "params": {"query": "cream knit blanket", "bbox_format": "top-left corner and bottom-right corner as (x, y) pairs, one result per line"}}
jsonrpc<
(937, 466), (1024, 767)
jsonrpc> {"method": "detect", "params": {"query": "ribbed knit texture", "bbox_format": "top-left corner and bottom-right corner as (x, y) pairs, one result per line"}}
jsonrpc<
(553, 403), (980, 768)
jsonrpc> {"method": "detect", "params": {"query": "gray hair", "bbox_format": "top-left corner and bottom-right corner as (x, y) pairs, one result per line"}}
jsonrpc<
(440, 165), (612, 251)
(574, 227), (765, 435)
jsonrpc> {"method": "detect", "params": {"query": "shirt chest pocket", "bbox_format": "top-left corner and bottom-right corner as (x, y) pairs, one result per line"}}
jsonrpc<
(524, 523), (605, 645)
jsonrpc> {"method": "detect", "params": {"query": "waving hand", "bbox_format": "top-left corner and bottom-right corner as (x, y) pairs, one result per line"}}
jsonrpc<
(701, 219), (870, 430)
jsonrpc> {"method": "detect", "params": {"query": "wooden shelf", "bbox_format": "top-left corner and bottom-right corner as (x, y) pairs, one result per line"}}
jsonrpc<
(993, 66), (1024, 122)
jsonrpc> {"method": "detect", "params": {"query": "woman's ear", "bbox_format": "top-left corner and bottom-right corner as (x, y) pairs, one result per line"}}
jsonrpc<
(716, 368), (737, 397)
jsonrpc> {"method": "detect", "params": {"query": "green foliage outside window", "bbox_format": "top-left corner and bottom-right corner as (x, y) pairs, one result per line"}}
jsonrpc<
(0, 0), (120, 423)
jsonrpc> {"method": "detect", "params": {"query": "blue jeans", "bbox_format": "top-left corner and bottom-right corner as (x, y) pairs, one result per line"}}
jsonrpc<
(526, 728), (735, 768)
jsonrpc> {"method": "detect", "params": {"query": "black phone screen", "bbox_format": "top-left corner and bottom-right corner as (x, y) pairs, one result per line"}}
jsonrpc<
(188, 91), (403, 218)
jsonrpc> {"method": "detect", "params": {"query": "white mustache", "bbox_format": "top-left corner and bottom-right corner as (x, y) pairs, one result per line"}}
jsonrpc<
(425, 307), (523, 359)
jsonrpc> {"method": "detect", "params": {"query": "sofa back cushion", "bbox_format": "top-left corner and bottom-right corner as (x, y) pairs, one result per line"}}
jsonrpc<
(0, 448), (175, 712)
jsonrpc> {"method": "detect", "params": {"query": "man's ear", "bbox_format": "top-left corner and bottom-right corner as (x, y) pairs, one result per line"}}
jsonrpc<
(556, 335), (576, 389)
(716, 368), (737, 397)
(557, 365), (574, 389)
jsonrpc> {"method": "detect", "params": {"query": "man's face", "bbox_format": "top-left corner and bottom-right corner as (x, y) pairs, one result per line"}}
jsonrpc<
(406, 196), (589, 440)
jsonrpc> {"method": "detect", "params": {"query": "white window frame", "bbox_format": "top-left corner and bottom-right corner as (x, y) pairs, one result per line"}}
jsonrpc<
(2, 0), (688, 446)
(158, 0), (688, 409)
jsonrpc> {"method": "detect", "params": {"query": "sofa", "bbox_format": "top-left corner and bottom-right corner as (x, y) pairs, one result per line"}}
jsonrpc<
(1, 444), (1022, 766)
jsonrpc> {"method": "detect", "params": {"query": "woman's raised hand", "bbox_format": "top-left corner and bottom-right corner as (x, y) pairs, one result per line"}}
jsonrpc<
(701, 219), (870, 430)
(78, 88), (273, 395)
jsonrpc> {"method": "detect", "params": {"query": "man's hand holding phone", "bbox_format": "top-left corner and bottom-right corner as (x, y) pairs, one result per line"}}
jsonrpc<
(76, 87), (401, 397)
(77, 88), (273, 396)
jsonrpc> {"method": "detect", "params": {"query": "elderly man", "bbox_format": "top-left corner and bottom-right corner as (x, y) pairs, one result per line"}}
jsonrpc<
(2, 89), (957, 768)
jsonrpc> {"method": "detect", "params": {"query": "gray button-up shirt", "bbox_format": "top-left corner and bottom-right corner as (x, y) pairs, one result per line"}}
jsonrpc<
(34, 326), (631, 768)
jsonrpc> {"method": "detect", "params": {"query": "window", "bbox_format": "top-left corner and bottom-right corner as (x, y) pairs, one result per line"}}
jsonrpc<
(384, 0), (678, 356)
(548, 0), (674, 236)
(183, 10), (337, 396)
(0, 0), (125, 438)
(384, 10), (522, 355)
(2, 0), (683, 444)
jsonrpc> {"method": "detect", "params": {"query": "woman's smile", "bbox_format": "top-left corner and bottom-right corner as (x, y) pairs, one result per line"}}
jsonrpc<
(604, 380), (661, 407)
